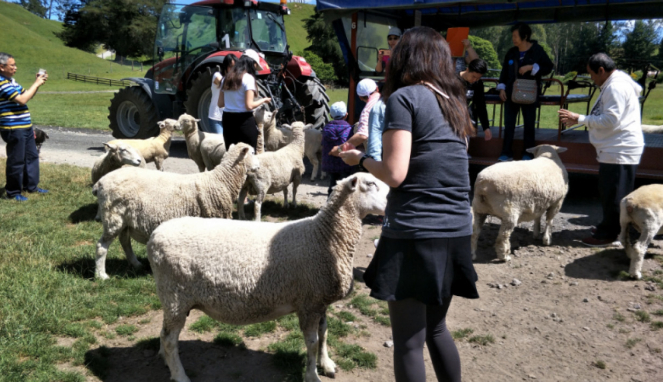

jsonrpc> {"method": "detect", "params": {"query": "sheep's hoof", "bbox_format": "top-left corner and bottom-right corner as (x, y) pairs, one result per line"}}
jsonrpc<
(95, 273), (110, 281)
(631, 271), (642, 280)
(542, 236), (552, 246)
(497, 255), (511, 262)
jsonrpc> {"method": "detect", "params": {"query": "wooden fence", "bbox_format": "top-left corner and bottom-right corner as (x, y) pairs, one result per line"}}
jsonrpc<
(66, 73), (134, 87)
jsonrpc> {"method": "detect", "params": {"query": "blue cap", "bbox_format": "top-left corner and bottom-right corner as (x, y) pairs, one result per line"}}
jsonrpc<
(330, 101), (347, 119)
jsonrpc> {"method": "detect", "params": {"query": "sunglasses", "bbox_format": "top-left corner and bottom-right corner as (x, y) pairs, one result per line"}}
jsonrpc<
(388, 36), (400, 41)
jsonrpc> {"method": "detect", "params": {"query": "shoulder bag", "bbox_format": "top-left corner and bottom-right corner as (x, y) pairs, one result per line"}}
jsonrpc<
(511, 56), (538, 105)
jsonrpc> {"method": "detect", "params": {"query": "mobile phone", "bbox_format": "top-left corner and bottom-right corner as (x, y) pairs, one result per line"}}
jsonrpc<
(38, 69), (46, 76)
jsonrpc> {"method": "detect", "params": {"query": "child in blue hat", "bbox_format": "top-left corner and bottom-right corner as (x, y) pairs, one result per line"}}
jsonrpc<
(321, 101), (356, 195)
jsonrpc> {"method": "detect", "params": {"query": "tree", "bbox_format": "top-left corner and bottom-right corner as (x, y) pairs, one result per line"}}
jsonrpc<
(18, 0), (47, 18)
(303, 10), (348, 86)
(57, 0), (166, 59)
(468, 35), (500, 70)
(623, 20), (659, 71)
(298, 51), (336, 84)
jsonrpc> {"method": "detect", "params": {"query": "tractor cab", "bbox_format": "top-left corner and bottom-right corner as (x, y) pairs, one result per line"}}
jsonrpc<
(152, 0), (288, 95)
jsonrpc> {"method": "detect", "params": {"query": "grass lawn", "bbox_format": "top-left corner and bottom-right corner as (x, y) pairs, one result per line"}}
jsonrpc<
(0, 160), (377, 381)
(30, 92), (118, 130)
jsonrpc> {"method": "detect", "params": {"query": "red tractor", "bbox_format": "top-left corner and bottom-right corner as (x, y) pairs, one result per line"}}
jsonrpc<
(109, 0), (330, 138)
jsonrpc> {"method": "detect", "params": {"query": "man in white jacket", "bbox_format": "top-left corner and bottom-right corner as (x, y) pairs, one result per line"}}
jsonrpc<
(559, 53), (644, 247)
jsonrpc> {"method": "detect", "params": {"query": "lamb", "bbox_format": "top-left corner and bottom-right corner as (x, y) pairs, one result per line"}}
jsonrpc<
(238, 122), (307, 221)
(255, 106), (292, 151)
(105, 119), (180, 171)
(199, 132), (226, 171)
(178, 113), (207, 172)
(304, 126), (326, 181)
(471, 144), (569, 261)
(641, 125), (663, 134)
(92, 143), (259, 280)
(146, 172), (389, 382)
(91, 142), (145, 184)
(618, 184), (663, 279)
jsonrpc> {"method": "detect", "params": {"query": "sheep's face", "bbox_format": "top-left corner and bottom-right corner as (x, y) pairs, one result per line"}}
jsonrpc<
(105, 143), (143, 167)
(345, 173), (389, 218)
(525, 144), (568, 159)
(230, 143), (260, 173)
(254, 105), (275, 126)
(158, 118), (181, 132)
(177, 114), (200, 134)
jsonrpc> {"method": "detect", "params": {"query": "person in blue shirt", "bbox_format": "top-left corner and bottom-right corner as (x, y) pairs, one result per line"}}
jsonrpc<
(322, 102), (356, 195)
(0, 52), (48, 201)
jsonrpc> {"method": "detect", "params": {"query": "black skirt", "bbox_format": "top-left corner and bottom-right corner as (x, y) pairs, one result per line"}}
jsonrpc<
(364, 235), (479, 305)
(222, 111), (258, 150)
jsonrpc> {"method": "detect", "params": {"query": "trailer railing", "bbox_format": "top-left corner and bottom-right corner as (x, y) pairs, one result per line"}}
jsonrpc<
(66, 73), (134, 87)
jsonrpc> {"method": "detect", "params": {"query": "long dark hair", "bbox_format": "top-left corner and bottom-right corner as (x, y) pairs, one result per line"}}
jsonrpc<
(222, 55), (257, 91)
(221, 54), (238, 76)
(382, 27), (473, 139)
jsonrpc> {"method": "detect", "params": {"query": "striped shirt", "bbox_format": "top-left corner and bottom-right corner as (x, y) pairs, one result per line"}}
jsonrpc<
(0, 75), (31, 130)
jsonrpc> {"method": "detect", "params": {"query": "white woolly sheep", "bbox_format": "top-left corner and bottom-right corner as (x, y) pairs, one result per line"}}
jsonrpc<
(238, 122), (307, 221)
(178, 113), (207, 172)
(105, 119), (180, 171)
(199, 132), (227, 171)
(91, 142), (145, 184)
(618, 184), (663, 279)
(255, 106), (293, 151)
(471, 145), (569, 261)
(146, 172), (389, 382)
(642, 125), (663, 134)
(92, 143), (259, 280)
(304, 126), (327, 181)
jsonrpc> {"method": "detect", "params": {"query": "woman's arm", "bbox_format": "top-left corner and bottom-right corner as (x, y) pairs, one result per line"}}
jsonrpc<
(339, 129), (411, 188)
(217, 91), (224, 108)
(245, 90), (271, 111)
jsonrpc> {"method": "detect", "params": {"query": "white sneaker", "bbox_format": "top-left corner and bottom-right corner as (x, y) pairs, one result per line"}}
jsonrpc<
(374, 239), (379, 248)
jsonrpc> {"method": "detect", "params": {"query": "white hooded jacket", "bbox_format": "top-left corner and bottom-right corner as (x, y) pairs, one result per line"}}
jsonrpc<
(578, 70), (644, 164)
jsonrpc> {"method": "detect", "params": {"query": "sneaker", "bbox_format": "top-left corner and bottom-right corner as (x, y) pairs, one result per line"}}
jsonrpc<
(27, 188), (48, 194)
(521, 153), (534, 161)
(581, 236), (617, 247)
(4, 195), (28, 202)
(374, 239), (379, 248)
(497, 155), (513, 162)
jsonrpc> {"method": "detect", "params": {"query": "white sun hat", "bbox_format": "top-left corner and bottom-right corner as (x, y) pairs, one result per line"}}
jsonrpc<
(243, 49), (264, 71)
(357, 78), (378, 97)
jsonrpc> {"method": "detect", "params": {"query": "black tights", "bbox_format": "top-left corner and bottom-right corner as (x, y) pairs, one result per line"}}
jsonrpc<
(388, 297), (461, 382)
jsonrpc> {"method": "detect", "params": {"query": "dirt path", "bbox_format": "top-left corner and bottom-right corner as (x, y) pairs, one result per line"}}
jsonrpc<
(5, 126), (662, 381)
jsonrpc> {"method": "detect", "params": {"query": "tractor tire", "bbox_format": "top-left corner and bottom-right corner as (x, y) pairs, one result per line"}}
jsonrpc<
(184, 67), (221, 133)
(299, 78), (330, 130)
(108, 86), (160, 138)
(256, 79), (275, 112)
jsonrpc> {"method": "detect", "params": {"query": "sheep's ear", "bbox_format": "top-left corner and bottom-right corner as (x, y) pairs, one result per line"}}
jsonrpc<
(104, 143), (117, 151)
(195, 119), (201, 123)
(240, 146), (250, 156)
(525, 147), (538, 154)
(346, 175), (359, 192)
(282, 124), (291, 130)
(555, 146), (568, 153)
(157, 121), (165, 129)
(304, 123), (313, 130)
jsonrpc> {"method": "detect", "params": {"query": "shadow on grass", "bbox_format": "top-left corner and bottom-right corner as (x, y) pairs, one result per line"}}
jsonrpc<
(233, 199), (319, 222)
(69, 203), (98, 223)
(85, 339), (291, 382)
(57, 257), (151, 280)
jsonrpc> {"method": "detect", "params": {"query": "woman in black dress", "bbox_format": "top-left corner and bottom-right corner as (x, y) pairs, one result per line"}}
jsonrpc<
(340, 26), (479, 382)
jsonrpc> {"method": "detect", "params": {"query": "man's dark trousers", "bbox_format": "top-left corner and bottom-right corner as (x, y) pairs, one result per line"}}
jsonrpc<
(595, 163), (637, 240)
(1, 127), (39, 197)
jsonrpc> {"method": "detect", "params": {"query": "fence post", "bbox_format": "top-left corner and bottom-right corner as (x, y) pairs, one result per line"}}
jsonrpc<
(110, 61), (112, 73)
(132, 60), (134, 71)
(141, 62), (143, 72)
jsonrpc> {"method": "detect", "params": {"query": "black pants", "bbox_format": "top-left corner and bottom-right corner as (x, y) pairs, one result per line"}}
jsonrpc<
(595, 163), (638, 240)
(388, 297), (461, 382)
(1, 127), (40, 197)
(501, 100), (538, 158)
(222, 111), (258, 151)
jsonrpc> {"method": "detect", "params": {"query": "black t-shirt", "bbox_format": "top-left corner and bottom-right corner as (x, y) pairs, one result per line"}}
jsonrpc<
(381, 84), (472, 239)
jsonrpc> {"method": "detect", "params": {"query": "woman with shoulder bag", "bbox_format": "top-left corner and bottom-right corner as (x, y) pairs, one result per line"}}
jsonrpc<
(340, 26), (479, 382)
(497, 23), (553, 161)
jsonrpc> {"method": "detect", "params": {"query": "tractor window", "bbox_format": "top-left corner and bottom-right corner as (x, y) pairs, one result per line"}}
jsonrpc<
(249, 9), (286, 53)
(218, 8), (251, 49)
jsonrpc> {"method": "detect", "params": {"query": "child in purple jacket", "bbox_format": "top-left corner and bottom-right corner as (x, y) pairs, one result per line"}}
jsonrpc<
(322, 102), (356, 195)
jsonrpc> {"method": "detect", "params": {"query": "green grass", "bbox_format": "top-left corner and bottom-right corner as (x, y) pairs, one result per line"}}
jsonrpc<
(284, 3), (315, 55)
(625, 338), (642, 349)
(336, 311), (358, 322)
(452, 328), (475, 340)
(651, 321), (663, 331)
(635, 310), (651, 323)
(244, 321), (277, 337)
(468, 334), (496, 346)
(214, 332), (245, 348)
(593, 360), (607, 369)
(30, 92), (119, 130)
(348, 295), (391, 327)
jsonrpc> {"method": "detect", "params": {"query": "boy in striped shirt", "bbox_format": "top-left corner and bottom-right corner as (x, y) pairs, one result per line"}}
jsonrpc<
(0, 52), (48, 201)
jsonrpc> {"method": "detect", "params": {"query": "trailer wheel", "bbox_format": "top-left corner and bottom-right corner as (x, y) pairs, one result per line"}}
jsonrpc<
(185, 67), (221, 133)
(108, 86), (159, 138)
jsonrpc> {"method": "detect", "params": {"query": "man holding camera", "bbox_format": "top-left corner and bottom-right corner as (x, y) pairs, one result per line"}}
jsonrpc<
(0, 52), (48, 201)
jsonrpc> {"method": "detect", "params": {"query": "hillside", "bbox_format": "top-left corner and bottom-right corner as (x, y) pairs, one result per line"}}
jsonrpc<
(284, 2), (315, 54)
(0, 2), (140, 90)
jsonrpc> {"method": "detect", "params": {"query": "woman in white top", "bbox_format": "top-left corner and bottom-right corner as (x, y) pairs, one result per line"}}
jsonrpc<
(208, 54), (237, 134)
(218, 49), (271, 150)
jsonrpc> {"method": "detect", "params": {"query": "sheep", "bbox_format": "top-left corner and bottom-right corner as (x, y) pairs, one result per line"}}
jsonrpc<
(304, 126), (327, 181)
(237, 122), (307, 221)
(641, 125), (663, 134)
(199, 132), (226, 171)
(91, 142), (145, 184)
(92, 143), (259, 280)
(255, 106), (293, 151)
(178, 113), (207, 172)
(146, 172), (389, 382)
(471, 144), (569, 261)
(618, 184), (663, 280)
(105, 119), (180, 171)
